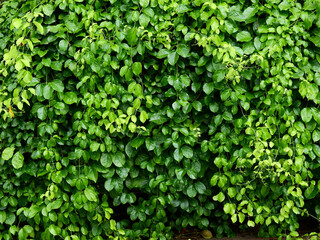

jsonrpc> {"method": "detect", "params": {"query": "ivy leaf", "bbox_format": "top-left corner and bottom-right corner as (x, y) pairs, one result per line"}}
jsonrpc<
(236, 31), (252, 42)
(168, 52), (179, 66)
(12, 152), (24, 169)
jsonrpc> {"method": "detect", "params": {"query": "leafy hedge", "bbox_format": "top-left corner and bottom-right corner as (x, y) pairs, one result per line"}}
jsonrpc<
(1, 0), (320, 239)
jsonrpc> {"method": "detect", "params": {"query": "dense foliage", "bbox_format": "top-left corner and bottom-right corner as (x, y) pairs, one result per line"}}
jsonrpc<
(1, 0), (320, 239)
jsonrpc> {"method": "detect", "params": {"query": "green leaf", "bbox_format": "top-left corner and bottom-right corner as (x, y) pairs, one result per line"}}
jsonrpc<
(42, 58), (51, 67)
(50, 80), (64, 93)
(213, 192), (225, 202)
(101, 153), (112, 168)
(177, 44), (190, 58)
(192, 101), (202, 111)
(195, 182), (206, 194)
(126, 27), (138, 45)
(139, 0), (150, 8)
(310, 36), (320, 47)
(65, 20), (78, 33)
(236, 31), (252, 42)
(63, 92), (78, 105)
(2, 147), (15, 160)
(43, 4), (54, 16)
(150, 113), (168, 124)
(48, 224), (61, 236)
(301, 108), (312, 123)
(313, 129), (320, 142)
(12, 152), (24, 169)
(112, 152), (125, 167)
(58, 39), (68, 52)
(140, 111), (148, 123)
(0, 211), (6, 224)
(12, 18), (22, 29)
(157, 49), (169, 59)
(51, 61), (62, 71)
(33, 21), (44, 35)
(43, 85), (53, 100)
(243, 6), (258, 20)
(187, 185), (197, 198)
(203, 83), (214, 95)
(213, 70), (225, 82)
(132, 62), (142, 76)
(181, 145), (193, 158)
(168, 52), (179, 66)
(37, 107), (47, 120)
(84, 188), (98, 202)
(23, 71), (32, 84)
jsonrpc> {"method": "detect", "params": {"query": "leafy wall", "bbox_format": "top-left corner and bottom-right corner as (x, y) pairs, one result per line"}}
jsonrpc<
(0, 0), (320, 239)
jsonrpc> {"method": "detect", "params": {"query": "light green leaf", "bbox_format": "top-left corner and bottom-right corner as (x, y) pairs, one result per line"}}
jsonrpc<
(33, 21), (44, 35)
(132, 62), (142, 76)
(2, 147), (15, 160)
(12, 152), (24, 169)
(236, 31), (252, 42)
(301, 108), (312, 123)
(12, 18), (22, 29)
(37, 107), (47, 120)
(43, 4), (54, 16)
(43, 85), (53, 100)
(23, 71), (32, 84)
(84, 188), (98, 202)
(58, 39), (68, 52)
(140, 111), (148, 123)
(139, 0), (150, 8)
(48, 224), (61, 236)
